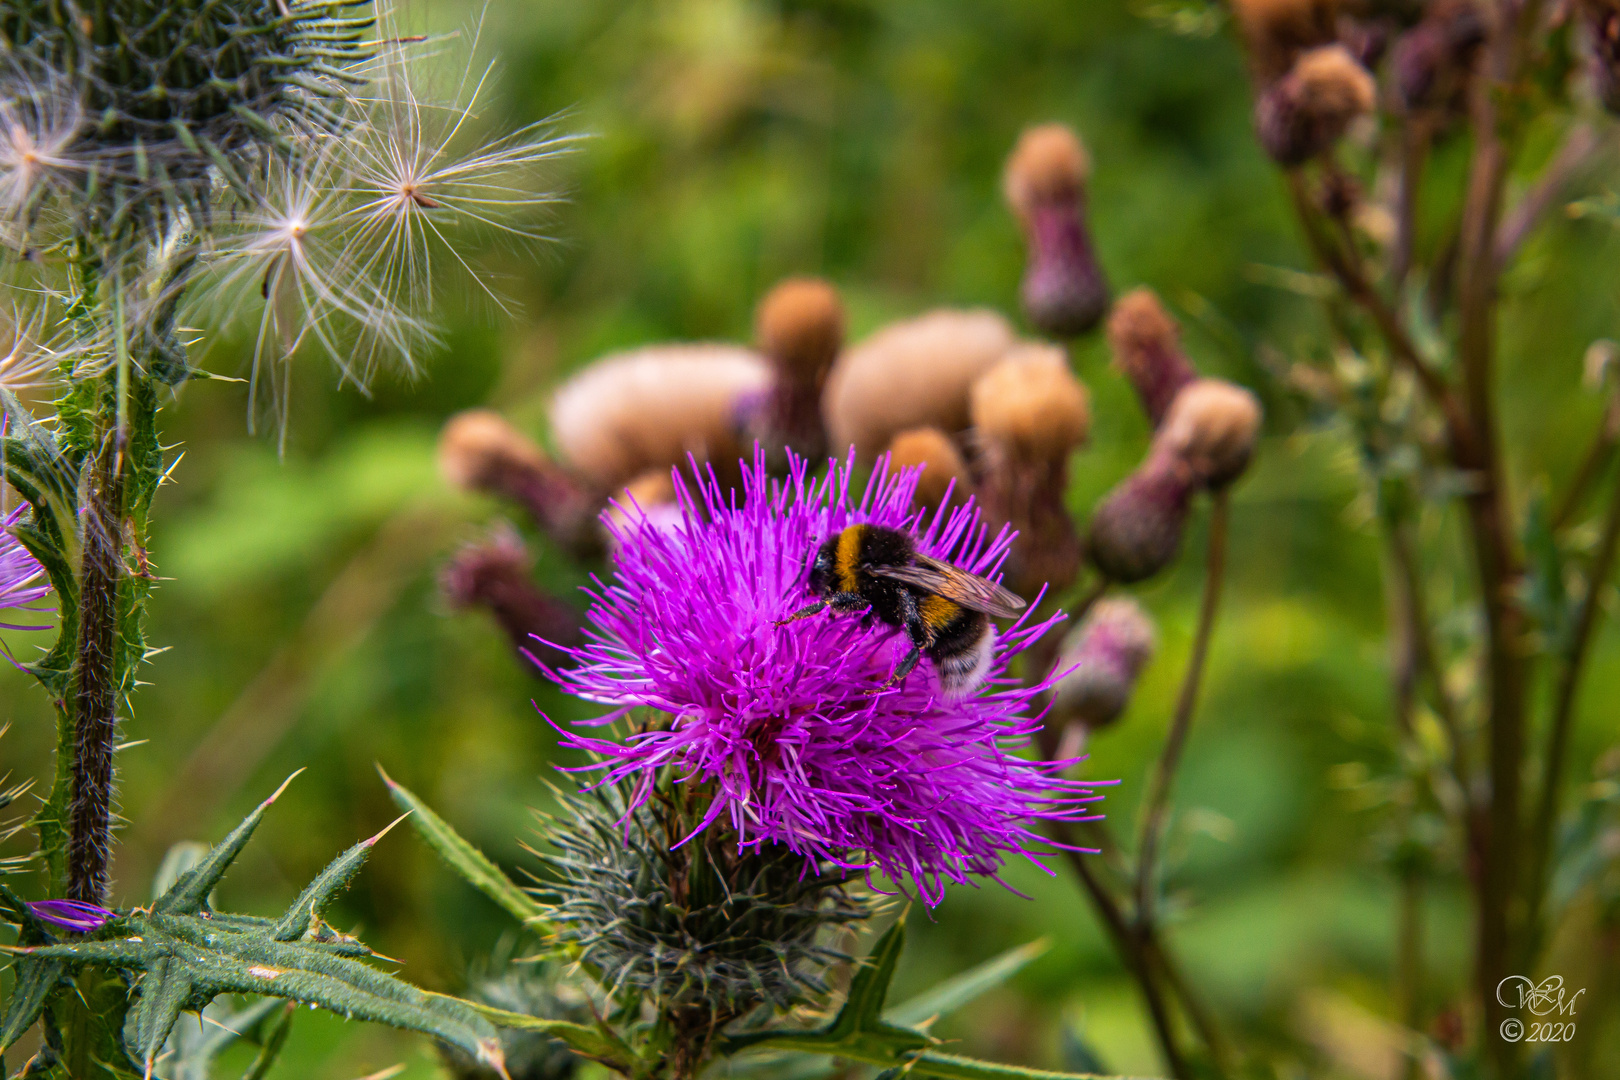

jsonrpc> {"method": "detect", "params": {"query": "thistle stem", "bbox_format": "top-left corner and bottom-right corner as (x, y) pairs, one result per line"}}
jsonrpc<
(66, 423), (124, 905)
(1134, 489), (1229, 925)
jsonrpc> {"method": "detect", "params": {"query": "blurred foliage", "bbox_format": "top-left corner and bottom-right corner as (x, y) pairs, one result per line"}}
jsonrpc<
(4, 0), (1620, 1076)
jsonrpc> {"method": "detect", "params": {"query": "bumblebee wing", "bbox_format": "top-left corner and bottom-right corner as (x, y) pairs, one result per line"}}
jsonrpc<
(871, 554), (1028, 618)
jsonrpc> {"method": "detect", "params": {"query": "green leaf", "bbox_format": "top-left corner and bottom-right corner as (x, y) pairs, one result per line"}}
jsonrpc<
(271, 810), (405, 941)
(156, 774), (302, 915)
(905, 1051), (1155, 1080)
(0, 956), (64, 1054)
(1523, 488), (1572, 654)
(123, 956), (197, 1077)
(167, 997), (284, 1080)
(884, 938), (1049, 1029)
(451, 996), (637, 1070)
(378, 765), (548, 927)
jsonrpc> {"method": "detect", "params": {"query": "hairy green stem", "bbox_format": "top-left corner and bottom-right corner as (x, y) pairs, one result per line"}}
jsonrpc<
(65, 426), (124, 904)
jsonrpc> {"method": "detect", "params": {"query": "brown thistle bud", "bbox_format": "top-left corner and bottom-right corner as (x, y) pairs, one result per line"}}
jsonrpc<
(1256, 45), (1377, 166)
(1086, 442), (1197, 583)
(439, 410), (598, 556)
(1160, 378), (1264, 489)
(970, 344), (1090, 598)
(442, 528), (585, 673)
(887, 427), (974, 515)
(1107, 289), (1198, 427)
(1582, 0), (1620, 113)
(1048, 597), (1157, 731)
(739, 277), (845, 472)
(1391, 0), (1485, 115)
(1232, 0), (1341, 83)
(823, 308), (1017, 460)
(549, 344), (769, 491)
(1003, 124), (1110, 337)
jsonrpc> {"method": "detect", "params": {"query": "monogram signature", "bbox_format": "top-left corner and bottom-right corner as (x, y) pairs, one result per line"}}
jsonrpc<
(1497, 976), (1586, 1017)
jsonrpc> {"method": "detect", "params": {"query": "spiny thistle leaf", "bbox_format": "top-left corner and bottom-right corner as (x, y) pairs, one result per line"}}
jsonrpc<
(0, 955), (65, 1055)
(446, 998), (633, 1073)
(154, 771), (303, 916)
(270, 811), (406, 941)
(883, 938), (1050, 1030)
(165, 996), (285, 1080)
(379, 765), (549, 928)
(239, 1001), (296, 1080)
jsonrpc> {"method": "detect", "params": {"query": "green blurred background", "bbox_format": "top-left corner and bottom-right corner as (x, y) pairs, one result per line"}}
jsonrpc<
(4, 0), (1620, 1076)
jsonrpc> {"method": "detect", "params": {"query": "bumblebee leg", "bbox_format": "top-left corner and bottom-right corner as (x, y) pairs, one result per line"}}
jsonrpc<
(775, 600), (829, 626)
(829, 591), (869, 613)
(872, 591), (929, 692)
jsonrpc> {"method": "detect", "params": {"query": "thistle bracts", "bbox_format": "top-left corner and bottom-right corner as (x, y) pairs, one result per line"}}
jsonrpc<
(535, 778), (870, 1070)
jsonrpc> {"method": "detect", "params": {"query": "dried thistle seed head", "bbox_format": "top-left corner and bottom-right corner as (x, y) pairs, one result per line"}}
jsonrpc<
(1392, 0), (1486, 113)
(535, 780), (872, 1029)
(1160, 378), (1264, 488)
(441, 528), (583, 670)
(1256, 45), (1378, 166)
(823, 308), (1017, 459)
(1107, 289), (1199, 427)
(602, 468), (683, 551)
(550, 344), (770, 490)
(970, 343), (1090, 463)
(1003, 124), (1091, 223)
(1049, 597), (1157, 730)
(756, 277), (845, 382)
(1233, 0), (1342, 82)
(887, 426), (974, 513)
(1086, 445), (1196, 583)
(440, 410), (551, 495)
(1, 0), (374, 231)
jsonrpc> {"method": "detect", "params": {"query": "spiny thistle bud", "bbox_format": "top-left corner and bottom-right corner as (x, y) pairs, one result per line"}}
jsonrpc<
(550, 345), (769, 491)
(1107, 289), (1198, 427)
(1392, 0), (1485, 114)
(1582, 0), (1620, 113)
(970, 344), (1090, 598)
(439, 960), (588, 1080)
(1048, 598), (1157, 731)
(1086, 443), (1198, 583)
(1159, 378), (1264, 489)
(535, 779), (871, 1073)
(887, 427), (974, 514)
(823, 308), (1017, 460)
(739, 277), (844, 472)
(441, 528), (584, 672)
(1003, 125), (1111, 337)
(1256, 45), (1377, 166)
(440, 410), (598, 555)
(1232, 0), (1341, 83)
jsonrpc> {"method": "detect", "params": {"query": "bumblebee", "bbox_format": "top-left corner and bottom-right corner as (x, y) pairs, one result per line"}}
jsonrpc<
(780, 523), (1027, 696)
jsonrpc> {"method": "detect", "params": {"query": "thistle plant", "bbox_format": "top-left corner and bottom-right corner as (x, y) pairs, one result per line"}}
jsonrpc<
(0, 2), (568, 1076)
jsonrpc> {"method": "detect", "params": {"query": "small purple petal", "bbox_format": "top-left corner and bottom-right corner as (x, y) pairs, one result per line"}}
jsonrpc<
(26, 899), (116, 933)
(543, 447), (1109, 905)
(2, 503), (52, 629)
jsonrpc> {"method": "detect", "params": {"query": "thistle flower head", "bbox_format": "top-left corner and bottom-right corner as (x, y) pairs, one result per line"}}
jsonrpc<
(1232, 0), (1341, 83)
(549, 344), (769, 491)
(755, 277), (845, 382)
(1002, 125), (1110, 337)
(1, 504), (50, 631)
(970, 343), (1091, 464)
(1159, 377), (1263, 488)
(547, 450), (1102, 904)
(823, 308), (1017, 460)
(1256, 45), (1377, 166)
(1086, 444), (1196, 584)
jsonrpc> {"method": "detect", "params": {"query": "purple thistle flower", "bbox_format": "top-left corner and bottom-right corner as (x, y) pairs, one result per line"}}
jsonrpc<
(1, 504), (51, 632)
(543, 449), (1106, 905)
(26, 899), (116, 933)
